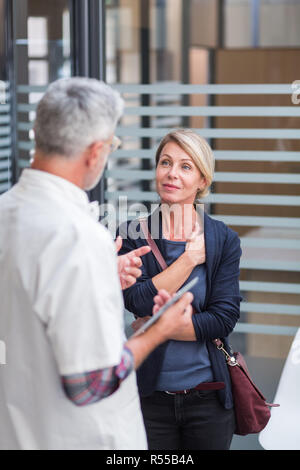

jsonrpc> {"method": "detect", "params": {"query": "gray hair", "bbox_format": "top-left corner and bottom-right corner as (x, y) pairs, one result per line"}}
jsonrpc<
(34, 77), (124, 157)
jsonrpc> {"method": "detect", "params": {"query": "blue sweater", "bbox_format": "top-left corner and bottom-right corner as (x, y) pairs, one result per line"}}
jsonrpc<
(155, 239), (214, 391)
(117, 208), (242, 409)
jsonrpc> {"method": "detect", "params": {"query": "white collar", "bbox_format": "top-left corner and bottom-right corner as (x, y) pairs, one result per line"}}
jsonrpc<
(18, 169), (100, 221)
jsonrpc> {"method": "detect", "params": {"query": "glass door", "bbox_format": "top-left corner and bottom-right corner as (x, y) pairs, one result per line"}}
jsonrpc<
(0, 0), (12, 195)
(12, 0), (72, 177)
(104, 0), (300, 450)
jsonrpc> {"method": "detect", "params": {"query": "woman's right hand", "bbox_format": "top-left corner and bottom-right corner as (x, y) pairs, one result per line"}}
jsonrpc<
(184, 222), (206, 267)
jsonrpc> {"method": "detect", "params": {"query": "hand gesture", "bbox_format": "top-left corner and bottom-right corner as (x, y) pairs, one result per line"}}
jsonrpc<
(185, 222), (206, 267)
(131, 289), (172, 333)
(131, 289), (194, 341)
(115, 236), (151, 290)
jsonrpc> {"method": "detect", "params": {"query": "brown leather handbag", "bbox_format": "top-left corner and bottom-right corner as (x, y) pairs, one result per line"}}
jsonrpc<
(213, 339), (279, 436)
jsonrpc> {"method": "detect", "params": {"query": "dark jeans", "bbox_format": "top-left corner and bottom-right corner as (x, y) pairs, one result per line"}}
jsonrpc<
(140, 390), (235, 450)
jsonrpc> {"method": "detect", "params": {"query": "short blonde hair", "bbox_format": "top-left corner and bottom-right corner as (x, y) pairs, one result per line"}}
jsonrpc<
(155, 128), (215, 199)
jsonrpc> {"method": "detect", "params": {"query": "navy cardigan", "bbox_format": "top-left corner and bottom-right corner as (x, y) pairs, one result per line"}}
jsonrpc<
(117, 209), (242, 409)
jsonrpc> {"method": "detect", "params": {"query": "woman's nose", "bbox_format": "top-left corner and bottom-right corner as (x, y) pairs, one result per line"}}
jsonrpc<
(167, 165), (179, 178)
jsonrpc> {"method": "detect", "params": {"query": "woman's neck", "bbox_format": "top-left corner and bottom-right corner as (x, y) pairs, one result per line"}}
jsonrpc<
(161, 202), (197, 241)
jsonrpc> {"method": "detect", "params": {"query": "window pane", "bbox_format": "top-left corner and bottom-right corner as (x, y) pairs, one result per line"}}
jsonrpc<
(105, 0), (300, 450)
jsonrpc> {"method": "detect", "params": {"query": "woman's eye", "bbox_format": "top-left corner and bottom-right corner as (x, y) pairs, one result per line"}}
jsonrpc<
(182, 164), (191, 170)
(160, 160), (170, 166)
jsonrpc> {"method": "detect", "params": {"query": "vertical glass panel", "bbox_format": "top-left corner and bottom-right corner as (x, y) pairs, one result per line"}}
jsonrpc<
(224, 0), (252, 48)
(0, 80), (11, 195)
(0, 0), (11, 195)
(27, 17), (48, 57)
(28, 60), (49, 85)
(260, 0), (300, 47)
(105, 0), (300, 449)
(13, 0), (72, 174)
(225, 0), (300, 48)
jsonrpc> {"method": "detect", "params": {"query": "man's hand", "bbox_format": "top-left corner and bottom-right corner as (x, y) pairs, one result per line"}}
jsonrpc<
(115, 236), (151, 290)
(131, 289), (171, 332)
(152, 289), (172, 315)
(153, 290), (194, 342)
(131, 289), (195, 342)
(126, 289), (193, 370)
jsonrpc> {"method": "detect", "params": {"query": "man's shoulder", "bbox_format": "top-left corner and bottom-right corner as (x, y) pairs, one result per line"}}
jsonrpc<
(14, 191), (113, 250)
(57, 211), (114, 249)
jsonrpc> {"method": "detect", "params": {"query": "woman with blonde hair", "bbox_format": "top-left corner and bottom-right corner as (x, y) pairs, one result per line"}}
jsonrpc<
(117, 129), (242, 450)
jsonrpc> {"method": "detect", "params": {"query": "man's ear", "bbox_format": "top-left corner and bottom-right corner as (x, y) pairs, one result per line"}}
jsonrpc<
(85, 141), (104, 168)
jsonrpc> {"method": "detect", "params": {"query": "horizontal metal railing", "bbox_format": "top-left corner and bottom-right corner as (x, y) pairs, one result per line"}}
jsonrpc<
(14, 83), (300, 336)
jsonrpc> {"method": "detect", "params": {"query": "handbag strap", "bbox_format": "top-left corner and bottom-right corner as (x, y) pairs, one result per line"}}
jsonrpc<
(213, 338), (238, 365)
(139, 218), (168, 271)
(213, 338), (222, 348)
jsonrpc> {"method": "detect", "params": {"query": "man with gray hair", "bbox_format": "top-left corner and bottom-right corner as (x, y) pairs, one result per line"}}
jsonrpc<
(0, 77), (193, 450)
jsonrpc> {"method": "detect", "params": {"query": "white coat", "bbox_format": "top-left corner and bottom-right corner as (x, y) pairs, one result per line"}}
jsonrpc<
(0, 169), (147, 450)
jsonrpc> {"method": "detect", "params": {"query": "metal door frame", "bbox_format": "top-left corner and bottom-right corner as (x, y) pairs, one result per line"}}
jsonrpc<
(2, 0), (107, 202)
(71, 0), (106, 204)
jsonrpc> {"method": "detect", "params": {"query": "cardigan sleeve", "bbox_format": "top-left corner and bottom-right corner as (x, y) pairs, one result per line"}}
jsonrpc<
(117, 224), (158, 317)
(192, 228), (242, 342)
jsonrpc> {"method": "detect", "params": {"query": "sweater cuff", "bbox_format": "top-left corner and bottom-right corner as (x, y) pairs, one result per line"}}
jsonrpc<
(146, 277), (159, 298)
(191, 312), (203, 342)
(140, 277), (159, 317)
(125, 277), (159, 317)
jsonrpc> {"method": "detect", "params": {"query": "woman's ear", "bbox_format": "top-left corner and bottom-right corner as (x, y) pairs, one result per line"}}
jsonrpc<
(198, 177), (207, 191)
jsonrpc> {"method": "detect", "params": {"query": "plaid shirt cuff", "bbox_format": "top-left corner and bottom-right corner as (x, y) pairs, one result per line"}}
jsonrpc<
(115, 346), (134, 380)
(62, 345), (134, 406)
